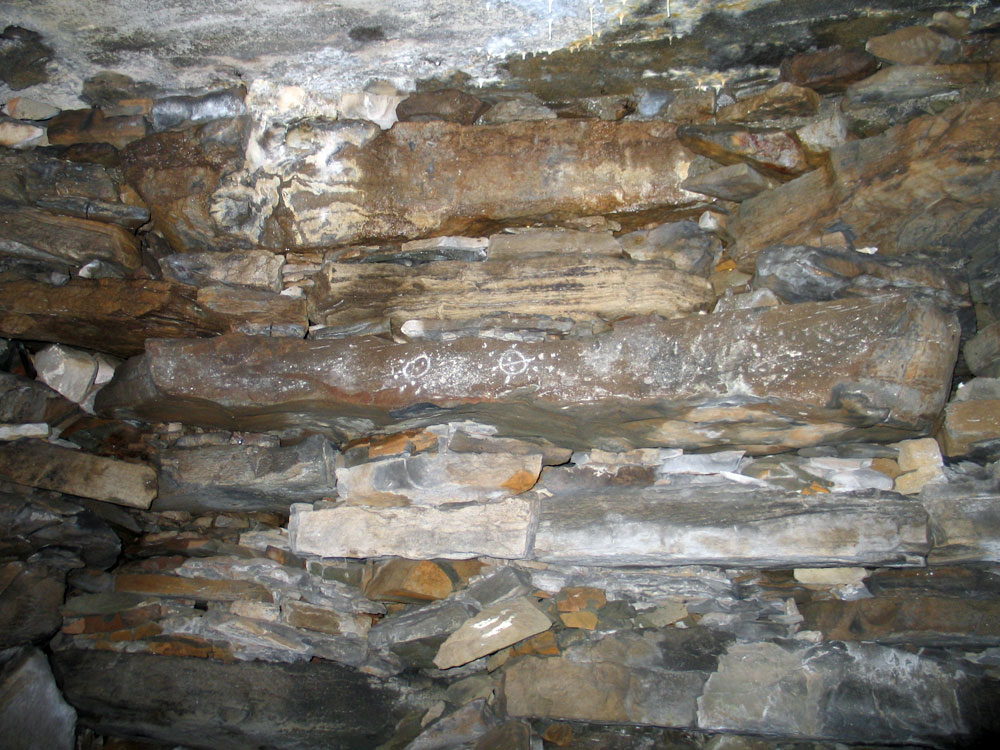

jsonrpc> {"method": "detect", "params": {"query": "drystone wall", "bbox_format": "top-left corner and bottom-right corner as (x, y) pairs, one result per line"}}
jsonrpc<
(3, 10), (1000, 750)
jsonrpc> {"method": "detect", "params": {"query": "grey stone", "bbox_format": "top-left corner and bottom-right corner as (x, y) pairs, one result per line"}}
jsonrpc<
(290, 498), (533, 560)
(844, 64), (989, 108)
(160, 249), (284, 292)
(0, 561), (64, 647)
(965, 322), (1000, 378)
(656, 450), (745, 476)
(0, 371), (79, 426)
(486, 227), (622, 259)
(697, 640), (1000, 746)
(0, 648), (74, 750)
(461, 566), (533, 608)
(920, 476), (1000, 564)
(405, 699), (498, 750)
(434, 596), (551, 669)
(155, 434), (337, 512)
(151, 87), (246, 131)
(954, 378), (1000, 402)
(0, 26), (51, 90)
(617, 220), (720, 274)
(532, 486), (929, 568)
(51, 648), (406, 750)
(369, 599), (479, 668)
(681, 163), (778, 202)
(32, 343), (98, 405)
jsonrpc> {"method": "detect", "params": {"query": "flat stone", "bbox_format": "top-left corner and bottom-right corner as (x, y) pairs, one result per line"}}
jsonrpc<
(337, 90), (405, 130)
(2, 97), (60, 121)
(114, 573), (273, 602)
(46, 108), (149, 149)
(0, 278), (307, 357)
(0, 561), (64, 647)
(867, 26), (959, 65)
(0, 118), (46, 149)
(801, 595), (1000, 647)
(617, 220), (720, 274)
(965, 322), (1000, 377)
(0, 423), (49, 441)
(697, 640), (999, 745)
(209, 118), (703, 248)
(478, 97), (557, 124)
(336, 451), (541, 506)
(717, 83), (820, 123)
(155, 435), (337, 512)
(0, 648), (75, 750)
(920, 477), (1000, 564)
(309, 256), (714, 330)
(940, 399), (1000, 460)
(462, 566), (533, 608)
(0, 440), (156, 509)
(290, 498), (533, 560)
(160, 250), (284, 292)
(365, 559), (454, 603)
(51, 649), (405, 749)
(793, 568), (867, 586)
(533, 485), (929, 568)
(677, 124), (809, 176)
(779, 46), (879, 93)
(681, 163), (778, 203)
(395, 88), (489, 124)
(280, 599), (370, 638)
(0, 205), (141, 273)
(368, 599), (478, 667)
(486, 227), (621, 259)
(954, 378), (1000, 403)
(407, 699), (498, 750)
(844, 64), (992, 109)
(96, 295), (959, 452)
(434, 596), (551, 669)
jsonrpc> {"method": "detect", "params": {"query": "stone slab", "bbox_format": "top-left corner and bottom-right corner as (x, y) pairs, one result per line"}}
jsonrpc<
(0, 648), (75, 750)
(532, 486), (930, 568)
(96, 294), (958, 451)
(434, 596), (551, 669)
(0, 440), (156, 509)
(289, 498), (533, 560)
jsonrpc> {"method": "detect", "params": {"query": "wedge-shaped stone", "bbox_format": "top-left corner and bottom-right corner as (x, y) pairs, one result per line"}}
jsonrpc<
(0, 440), (156, 509)
(0, 372), (79, 426)
(51, 649), (406, 750)
(844, 64), (992, 108)
(0, 278), (307, 357)
(155, 434), (337, 512)
(310, 257), (714, 329)
(0, 206), (140, 273)
(676, 124), (808, 176)
(365, 559), (454, 603)
(289, 498), (533, 560)
(532, 486), (929, 568)
(697, 640), (999, 745)
(210, 118), (703, 248)
(336, 451), (541, 506)
(434, 596), (550, 669)
(96, 294), (959, 450)
(681, 163), (778, 202)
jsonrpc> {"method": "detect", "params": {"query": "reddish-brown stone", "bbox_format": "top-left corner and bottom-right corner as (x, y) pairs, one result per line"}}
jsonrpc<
(779, 46), (879, 93)
(395, 88), (490, 124)
(676, 124), (809, 176)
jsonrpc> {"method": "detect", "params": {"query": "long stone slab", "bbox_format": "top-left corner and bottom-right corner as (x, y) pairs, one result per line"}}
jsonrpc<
(51, 649), (407, 750)
(531, 486), (930, 568)
(155, 434), (338, 512)
(309, 257), (714, 329)
(96, 294), (958, 451)
(209, 118), (705, 248)
(0, 278), (307, 357)
(289, 498), (534, 560)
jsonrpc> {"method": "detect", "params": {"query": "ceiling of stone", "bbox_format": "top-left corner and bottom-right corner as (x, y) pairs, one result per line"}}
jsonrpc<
(2, 0), (992, 109)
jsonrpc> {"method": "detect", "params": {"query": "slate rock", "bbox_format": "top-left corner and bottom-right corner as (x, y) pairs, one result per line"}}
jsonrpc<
(486, 227), (621, 259)
(677, 124), (809, 176)
(532, 485), (929, 568)
(617, 220), (721, 274)
(365, 559), (454, 603)
(96, 295), (959, 452)
(160, 249), (284, 292)
(155, 435), (337, 512)
(940, 399), (1000, 461)
(151, 87), (246, 131)
(51, 648), (406, 750)
(0, 371), (79, 426)
(46, 109), (150, 150)
(0, 561), (64, 647)
(844, 64), (991, 109)
(0, 648), (75, 750)
(920, 476), (1000, 564)
(779, 46), (880, 93)
(369, 599), (479, 667)
(716, 83), (820, 123)
(461, 566), (533, 608)
(867, 26), (960, 65)
(965, 322), (1000, 377)
(434, 596), (551, 669)
(405, 699), (498, 750)
(681, 163), (778, 203)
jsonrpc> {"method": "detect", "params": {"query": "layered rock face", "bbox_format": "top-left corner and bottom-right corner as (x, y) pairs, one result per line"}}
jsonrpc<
(4, 8), (1000, 750)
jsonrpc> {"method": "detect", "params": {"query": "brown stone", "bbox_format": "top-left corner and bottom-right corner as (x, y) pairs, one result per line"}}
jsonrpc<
(0, 205), (141, 272)
(0, 440), (156, 509)
(940, 399), (1000, 459)
(866, 26), (958, 65)
(676, 124), (808, 177)
(559, 611), (598, 630)
(96, 294), (958, 451)
(729, 98), (1000, 269)
(555, 587), (607, 612)
(543, 722), (574, 747)
(47, 108), (149, 150)
(717, 83), (821, 123)
(281, 600), (370, 637)
(801, 596), (1000, 646)
(365, 559), (454, 603)
(114, 573), (273, 602)
(779, 46), (879, 93)
(395, 88), (489, 124)
(0, 372), (80, 427)
(965, 322), (1000, 377)
(509, 630), (559, 658)
(0, 278), (306, 357)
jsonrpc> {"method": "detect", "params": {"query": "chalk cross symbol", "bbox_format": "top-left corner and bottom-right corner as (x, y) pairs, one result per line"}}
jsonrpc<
(498, 348), (532, 376)
(402, 354), (431, 379)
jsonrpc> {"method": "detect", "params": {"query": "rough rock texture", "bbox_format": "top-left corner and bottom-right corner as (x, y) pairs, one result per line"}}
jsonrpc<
(0, 278), (307, 357)
(0, 371), (79, 426)
(0, 648), (75, 750)
(51, 649), (406, 750)
(96, 295), (959, 450)
(155, 435), (338, 512)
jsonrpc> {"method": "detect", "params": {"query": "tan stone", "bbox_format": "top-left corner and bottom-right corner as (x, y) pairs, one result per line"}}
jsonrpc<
(717, 83), (821, 123)
(281, 600), (370, 637)
(870, 458), (901, 479)
(866, 27), (958, 65)
(433, 596), (551, 669)
(940, 399), (1000, 458)
(894, 438), (945, 494)
(555, 587), (607, 612)
(114, 574), (272, 602)
(365, 559), (454, 603)
(793, 568), (867, 586)
(560, 611), (598, 630)
(47, 108), (149, 149)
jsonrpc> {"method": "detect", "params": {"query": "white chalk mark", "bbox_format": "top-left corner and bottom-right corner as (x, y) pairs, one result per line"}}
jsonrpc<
(402, 354), (431, 379)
